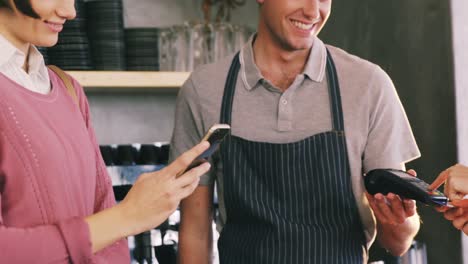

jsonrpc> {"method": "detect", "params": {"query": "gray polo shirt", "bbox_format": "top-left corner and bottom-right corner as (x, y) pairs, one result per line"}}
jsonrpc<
(169, 35), (420, 247)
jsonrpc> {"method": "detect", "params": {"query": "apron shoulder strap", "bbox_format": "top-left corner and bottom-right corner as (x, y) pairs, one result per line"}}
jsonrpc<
(220, 52), (241, 124)
(47, 65), (80, 109)
(325, 48), (345, 132)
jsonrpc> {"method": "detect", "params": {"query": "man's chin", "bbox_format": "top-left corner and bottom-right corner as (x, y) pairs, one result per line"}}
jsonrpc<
(284, 39), (314, 52)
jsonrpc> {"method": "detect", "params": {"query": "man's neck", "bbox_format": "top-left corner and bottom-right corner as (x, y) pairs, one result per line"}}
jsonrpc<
(252, 33), (311, 91)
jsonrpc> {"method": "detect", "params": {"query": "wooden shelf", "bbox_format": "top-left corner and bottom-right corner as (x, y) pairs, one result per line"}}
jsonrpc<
(66, 71), (190, 88)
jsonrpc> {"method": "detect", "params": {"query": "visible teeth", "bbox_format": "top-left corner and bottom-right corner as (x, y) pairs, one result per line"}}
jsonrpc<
(292, 20), (313, 30)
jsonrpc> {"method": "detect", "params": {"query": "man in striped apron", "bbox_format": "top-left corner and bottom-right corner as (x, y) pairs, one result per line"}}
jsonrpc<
(172, 0), (421, 263)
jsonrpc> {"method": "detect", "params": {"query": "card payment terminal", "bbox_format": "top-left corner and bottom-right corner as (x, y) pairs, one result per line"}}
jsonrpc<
(364, 169), (449, 207)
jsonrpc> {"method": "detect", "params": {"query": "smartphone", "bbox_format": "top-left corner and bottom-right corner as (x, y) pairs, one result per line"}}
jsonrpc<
(180, 124), (230, 175)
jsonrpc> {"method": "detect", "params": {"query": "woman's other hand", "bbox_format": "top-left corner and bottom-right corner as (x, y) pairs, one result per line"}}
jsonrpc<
(119, 141), (211, 235)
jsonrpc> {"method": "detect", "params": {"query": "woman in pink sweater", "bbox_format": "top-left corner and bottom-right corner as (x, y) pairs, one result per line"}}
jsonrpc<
(0, 0), (210, 263)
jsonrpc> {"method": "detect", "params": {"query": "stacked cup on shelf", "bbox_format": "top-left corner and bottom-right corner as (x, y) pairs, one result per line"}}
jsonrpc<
(124, 22), (252, 72)
(189, 23), (214, 71)
(86, 0), (126, 70)
(125, 28), (160, 71)
(168, 25), (193, 72)
(47, 0), (93, 70)
(158, 22), (253, 72)
(40, 9), (252, 73)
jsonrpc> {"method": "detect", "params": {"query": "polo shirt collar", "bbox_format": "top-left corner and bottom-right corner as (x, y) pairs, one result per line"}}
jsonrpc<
(239, 34), (327, 91)
(303, 36), (327, 83)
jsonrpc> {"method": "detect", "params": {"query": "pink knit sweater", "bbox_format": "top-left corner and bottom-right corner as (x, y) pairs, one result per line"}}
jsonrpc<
(0, 69), (130, 263)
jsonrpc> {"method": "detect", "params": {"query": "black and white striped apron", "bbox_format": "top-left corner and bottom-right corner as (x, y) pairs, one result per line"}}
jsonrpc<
(217, 50), (366, 264)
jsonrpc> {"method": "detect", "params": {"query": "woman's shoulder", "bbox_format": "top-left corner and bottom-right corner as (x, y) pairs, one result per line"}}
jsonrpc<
(47, 66), (90, 124)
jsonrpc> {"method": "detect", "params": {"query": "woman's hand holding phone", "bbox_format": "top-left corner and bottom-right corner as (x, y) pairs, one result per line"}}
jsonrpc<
(86, 141), (211, 253)
(178, 124), (230, 176)
(119, 141), (211, 234)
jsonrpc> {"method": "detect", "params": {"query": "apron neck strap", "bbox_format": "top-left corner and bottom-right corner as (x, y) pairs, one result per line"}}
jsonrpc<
(325, 48), (345, 131)
(220, 52), (240, 125)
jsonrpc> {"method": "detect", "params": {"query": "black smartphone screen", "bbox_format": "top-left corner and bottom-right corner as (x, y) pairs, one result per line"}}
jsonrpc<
(179, 125), (230, 176)
(199, 127), (230, 159)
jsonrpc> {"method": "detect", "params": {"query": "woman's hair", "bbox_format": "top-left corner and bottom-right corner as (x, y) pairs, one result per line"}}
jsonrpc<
(0, 0), (40, 19)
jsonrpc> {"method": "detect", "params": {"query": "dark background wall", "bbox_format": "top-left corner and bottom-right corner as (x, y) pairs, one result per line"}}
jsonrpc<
(320, 0), (460, 263)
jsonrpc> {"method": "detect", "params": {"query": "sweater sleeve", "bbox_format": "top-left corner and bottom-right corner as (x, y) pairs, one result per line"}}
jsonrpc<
(73, 77), (131, 263)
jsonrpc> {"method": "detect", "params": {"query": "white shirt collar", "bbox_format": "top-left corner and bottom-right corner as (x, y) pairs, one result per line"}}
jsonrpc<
(28, 45), (47, 76)
(0, 34), (22, 68)
(0, 33), (51, 94)
(0, 34), (47, 74)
